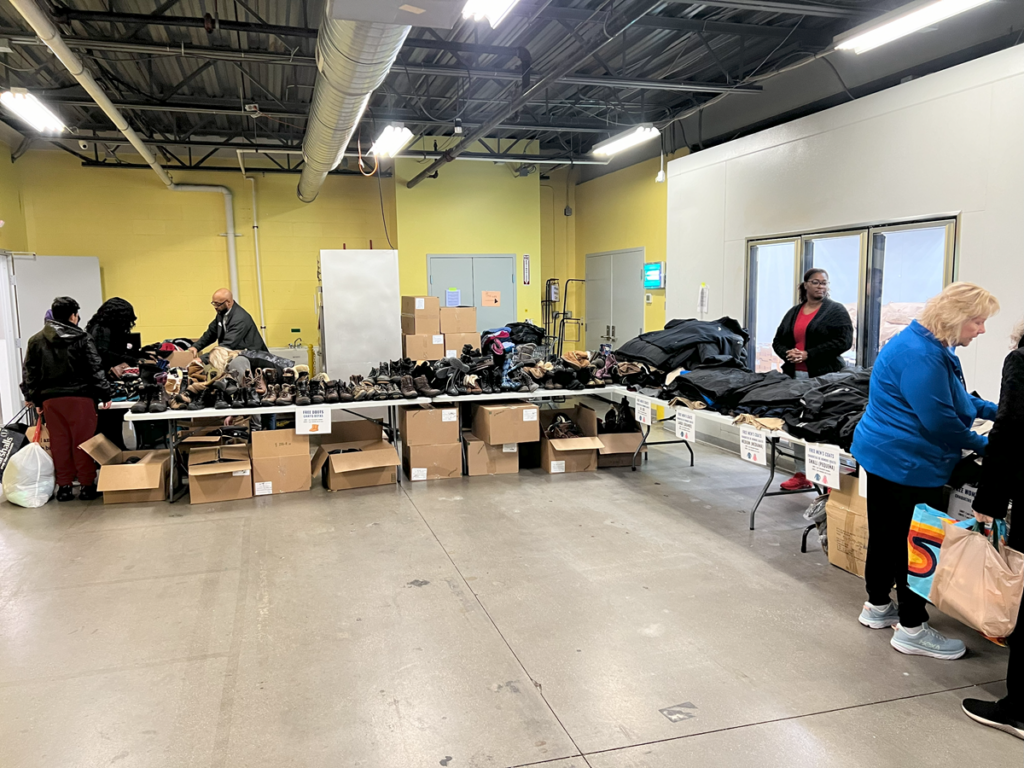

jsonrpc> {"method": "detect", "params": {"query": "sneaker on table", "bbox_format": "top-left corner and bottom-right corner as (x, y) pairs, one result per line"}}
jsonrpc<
(859, 601), (900, 629)
(962, 698), (1024, 740)
(780, 472), (814, 491)
(891, 622), (966, 660)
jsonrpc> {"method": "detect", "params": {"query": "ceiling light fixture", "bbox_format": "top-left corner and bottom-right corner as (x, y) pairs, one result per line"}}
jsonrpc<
(0, 88), (65, 133)
(462, 0), (520, 28)
(835, 0), (993, 55)
(370, 123), (414, 159)
(592, 124), (660, 158)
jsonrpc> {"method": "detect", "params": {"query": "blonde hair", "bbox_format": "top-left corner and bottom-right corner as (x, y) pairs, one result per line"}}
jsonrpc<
(919, 282), (1000, 346)
(1012, 320), (1024, 348)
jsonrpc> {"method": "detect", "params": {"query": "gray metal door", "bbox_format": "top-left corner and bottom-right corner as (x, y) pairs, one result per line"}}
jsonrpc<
(428, 254), (516, 333)
(586, 247), (645, 350)
(585, 253), (612, 350)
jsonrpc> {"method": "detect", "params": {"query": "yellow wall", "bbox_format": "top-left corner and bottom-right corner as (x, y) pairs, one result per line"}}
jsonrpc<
(13, 150), (395, 348)
(0, 145), (27, 252)
(394, 153), (541, 325)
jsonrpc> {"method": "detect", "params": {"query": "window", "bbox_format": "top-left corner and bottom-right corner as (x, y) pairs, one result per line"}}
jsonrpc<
(747, 219), (956, 370)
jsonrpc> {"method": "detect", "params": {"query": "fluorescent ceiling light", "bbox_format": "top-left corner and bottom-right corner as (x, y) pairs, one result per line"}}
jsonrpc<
(835, 0), (993, 55)
(592, 124), (660, 158)
(462, 0), (520, 28)
(370, 124), (414, 159)
(0, 88), (65, 133)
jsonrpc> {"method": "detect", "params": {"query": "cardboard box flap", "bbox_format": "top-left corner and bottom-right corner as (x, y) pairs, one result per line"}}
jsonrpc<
(311, 439), (390, 475)
(181, 435), (222, 444)
(96, 462), (164, 492)
(328, 444), (400, 472)
(597, 432), (645, 455)
(188, 458), (251, 477)
(78, 433), (123, 466)
(189, 446), (222, 467)
(221, 444), (250, 462)
(548, 436), (604, 452)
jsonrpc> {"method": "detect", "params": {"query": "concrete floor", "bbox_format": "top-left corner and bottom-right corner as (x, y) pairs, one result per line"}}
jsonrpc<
(0, 439), (1019, 768)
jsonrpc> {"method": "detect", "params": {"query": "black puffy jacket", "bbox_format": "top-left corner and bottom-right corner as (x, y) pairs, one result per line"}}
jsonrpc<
(616, 317), (749, 371)
(21, 320), (111, 405)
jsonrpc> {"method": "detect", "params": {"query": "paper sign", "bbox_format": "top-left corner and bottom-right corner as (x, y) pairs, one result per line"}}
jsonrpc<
(482, 290), (501, 307)
(550, 460), (566, 474)
(296, 406), (331, 435)
(675, 410), (695, 441)
(858, 469), (868, 498)
(232, 469), (251, 477)
(445, 288), (461, 307)
(806, 443), (841, 489)
(947, 484), (978, 521)
(441, 409), (457, 423)
(739, 426), (766, 466)
(415, 298), (425, 310)
(432, 334), (444, 345)
(445, 349), (457, 359)
(523, 409), (538, 422)
(255, 481), (273, 496)
(502, 444), (518, 453)
(411, 468), (427, 481)
(635, 397), (652, 426)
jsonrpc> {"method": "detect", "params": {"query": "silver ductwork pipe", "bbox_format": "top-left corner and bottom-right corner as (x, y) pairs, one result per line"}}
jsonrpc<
(297, 16), (411, 203)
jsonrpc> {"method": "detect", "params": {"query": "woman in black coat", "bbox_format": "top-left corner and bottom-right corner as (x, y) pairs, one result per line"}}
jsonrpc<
(962, 322), (1024, 740)
(771, 268), (853, 490)
(86, 298), (139, 450)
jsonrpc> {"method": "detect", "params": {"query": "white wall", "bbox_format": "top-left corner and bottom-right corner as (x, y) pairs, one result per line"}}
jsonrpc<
(666, 45), (1024, 399)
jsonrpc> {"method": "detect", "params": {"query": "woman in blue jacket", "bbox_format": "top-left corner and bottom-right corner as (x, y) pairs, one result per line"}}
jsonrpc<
(851, 283), (999, 660)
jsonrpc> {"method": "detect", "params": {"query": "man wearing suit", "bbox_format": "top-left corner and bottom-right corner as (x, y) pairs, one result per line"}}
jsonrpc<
(189, 289), (267, 356)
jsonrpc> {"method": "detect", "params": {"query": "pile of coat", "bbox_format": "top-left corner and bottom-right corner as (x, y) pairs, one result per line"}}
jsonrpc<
(615, 317), (749, 372)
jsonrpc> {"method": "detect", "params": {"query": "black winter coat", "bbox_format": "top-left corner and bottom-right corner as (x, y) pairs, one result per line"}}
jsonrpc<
(772, 299), (853, 378)
(616, 317), (749, 371)
(89, 324), (137, 371)
(972, 338), (1024, 530)
(22, 320), (111, 404)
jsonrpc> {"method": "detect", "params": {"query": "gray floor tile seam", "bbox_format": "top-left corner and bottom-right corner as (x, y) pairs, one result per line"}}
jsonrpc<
(60, 513), (255, 535)
(23, 566), (242, 593)
(399, 483), (598, 768)
(0, 651), (232, 688)
(545, 680), (1010, 763)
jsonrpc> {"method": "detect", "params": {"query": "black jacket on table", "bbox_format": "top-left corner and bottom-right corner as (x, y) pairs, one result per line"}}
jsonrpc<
(972, 338), (1024, 531)
(772, 298), (853, 378)
(21, 320), (111, 405)
(194, 302), (268, 353)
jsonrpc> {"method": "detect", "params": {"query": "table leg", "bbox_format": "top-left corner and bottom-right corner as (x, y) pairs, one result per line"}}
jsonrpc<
(749, 437), (779, 530)
(632, 423), (651, 472)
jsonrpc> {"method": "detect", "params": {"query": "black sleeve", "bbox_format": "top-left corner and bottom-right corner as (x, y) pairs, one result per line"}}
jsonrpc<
(806, 303), (854, 362)
(79, 336), (112, 402)
(772, 307), (796, 361)
(194, 317), (219, 352)
(90, 326), (119, 371)
(20, 341), (39, 404)
(972, 351), (1024, 519)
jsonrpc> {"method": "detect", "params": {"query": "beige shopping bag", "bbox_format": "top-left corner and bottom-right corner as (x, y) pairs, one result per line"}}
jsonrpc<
(931, 521), (1024, 639)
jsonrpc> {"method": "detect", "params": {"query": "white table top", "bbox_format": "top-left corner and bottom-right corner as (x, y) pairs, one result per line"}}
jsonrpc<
(124, 397), (432, 422)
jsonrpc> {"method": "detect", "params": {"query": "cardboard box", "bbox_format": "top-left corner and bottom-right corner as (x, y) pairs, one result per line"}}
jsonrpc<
(401, 295), (440, 336)
(403, 333), (445, 361)
(400, 404), (460, 446)
(825, 473), (868, 578)
(464, 434), (519, 476)
(471, 402), (541, 445)
(310, 423), (400, 491)
(539, 405), (604, 474)
(597, 431), (647, 469)
(78, 434), (170, 505)
(187, 444), (253, 504)
(403, 443), (462, 481)
(167, 349), (196, 369)
(250, 429), (311, 496)
(443, 333), (480, 359)
(440, 306), (477, 334)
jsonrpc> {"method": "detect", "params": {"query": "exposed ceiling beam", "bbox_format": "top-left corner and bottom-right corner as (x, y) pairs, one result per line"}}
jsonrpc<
(656, 0), (865, 18)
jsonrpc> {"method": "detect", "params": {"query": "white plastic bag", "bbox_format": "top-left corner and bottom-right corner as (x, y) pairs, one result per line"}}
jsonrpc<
(2, 442), (55, 508)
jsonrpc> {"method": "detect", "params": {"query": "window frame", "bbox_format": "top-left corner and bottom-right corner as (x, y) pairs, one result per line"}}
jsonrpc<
(745, 236), (801, 371)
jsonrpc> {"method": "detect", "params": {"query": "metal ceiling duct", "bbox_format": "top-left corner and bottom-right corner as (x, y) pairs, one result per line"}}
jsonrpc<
(297, 12), (411, 203)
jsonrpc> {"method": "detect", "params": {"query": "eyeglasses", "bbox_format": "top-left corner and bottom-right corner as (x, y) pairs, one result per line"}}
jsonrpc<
(807, 280), (829, 287)
(211, 300), (228, 307)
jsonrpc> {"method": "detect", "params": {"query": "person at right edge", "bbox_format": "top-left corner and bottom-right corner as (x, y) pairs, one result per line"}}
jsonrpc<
(21, 296), (111, 502)
(851, 282), (999, 660)
(961, 319), (1024, 740)
(772, 267), (853, 491)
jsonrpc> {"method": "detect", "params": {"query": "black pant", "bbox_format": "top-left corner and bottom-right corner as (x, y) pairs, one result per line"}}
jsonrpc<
(1004, 527), (1024, 713)
(96, 408), (126, 451)
(865, 473), (945, 628)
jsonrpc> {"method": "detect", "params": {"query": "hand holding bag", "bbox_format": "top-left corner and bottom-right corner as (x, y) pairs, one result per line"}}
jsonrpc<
(931, 520), (1024, 639)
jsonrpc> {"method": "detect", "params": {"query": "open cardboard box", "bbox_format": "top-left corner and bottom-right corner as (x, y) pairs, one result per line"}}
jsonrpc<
(79, 434), (170, 505)
(251, 429), (311, 496)
(539, 404), (604, 474)
(597, 431), (646, 469)
(187, 444), (253, 505)
(310, 419), (399, 491)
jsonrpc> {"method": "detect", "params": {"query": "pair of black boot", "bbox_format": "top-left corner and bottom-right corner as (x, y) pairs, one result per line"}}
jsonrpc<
(57, 484), (100, 502)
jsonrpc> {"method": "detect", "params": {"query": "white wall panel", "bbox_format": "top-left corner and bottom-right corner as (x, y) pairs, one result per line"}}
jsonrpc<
(667, 45), (1024, 399)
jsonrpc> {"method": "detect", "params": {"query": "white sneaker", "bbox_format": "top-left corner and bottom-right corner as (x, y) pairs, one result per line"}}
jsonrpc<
(859, 601), (900, 629)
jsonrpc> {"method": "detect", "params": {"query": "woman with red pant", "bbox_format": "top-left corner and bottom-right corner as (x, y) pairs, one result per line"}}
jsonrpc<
(21, 296), (111, 502)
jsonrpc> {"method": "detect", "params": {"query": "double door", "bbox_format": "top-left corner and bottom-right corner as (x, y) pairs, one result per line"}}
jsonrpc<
(427, 254), (517, 333)
(585, 248), (645, 351)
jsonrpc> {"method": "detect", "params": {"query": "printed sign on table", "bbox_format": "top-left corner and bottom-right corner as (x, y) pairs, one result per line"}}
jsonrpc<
(296, 406), (331, 435)
(635, 396), (652, 426)
(739, 426), (766, 466)
(675, 410), (695, 441)
(805, 443), (841, 489)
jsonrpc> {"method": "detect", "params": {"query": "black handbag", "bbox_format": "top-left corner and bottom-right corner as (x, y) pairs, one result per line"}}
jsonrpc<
(0, 406), (31, 481)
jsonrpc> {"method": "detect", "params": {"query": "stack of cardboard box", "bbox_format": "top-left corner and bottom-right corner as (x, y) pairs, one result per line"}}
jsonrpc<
(400, 404), (462, 481)
(401, 295), (444, 361)
(440, 306), (478, 358)
(465, 402), (540, 476)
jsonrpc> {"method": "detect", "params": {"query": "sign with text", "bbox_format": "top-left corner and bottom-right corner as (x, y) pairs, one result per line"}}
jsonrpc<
(482, 290), (501, 307)
(635, 396), (652, 426)
(675, 410), (695, 441)
(445, 288), (461, 307)
(296, 406), (331, 435)
(805, 443), (841, 489)
(739, 426), (766, 466)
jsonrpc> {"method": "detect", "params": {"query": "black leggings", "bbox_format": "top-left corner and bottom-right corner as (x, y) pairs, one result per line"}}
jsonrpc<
(865, 473), (945, 629)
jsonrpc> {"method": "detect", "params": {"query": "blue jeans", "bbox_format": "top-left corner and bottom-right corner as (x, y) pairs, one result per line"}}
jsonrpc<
(792, 370), (809, 473)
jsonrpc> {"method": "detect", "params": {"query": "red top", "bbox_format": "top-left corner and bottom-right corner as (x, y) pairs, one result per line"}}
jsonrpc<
(793, 305), (819, 372)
